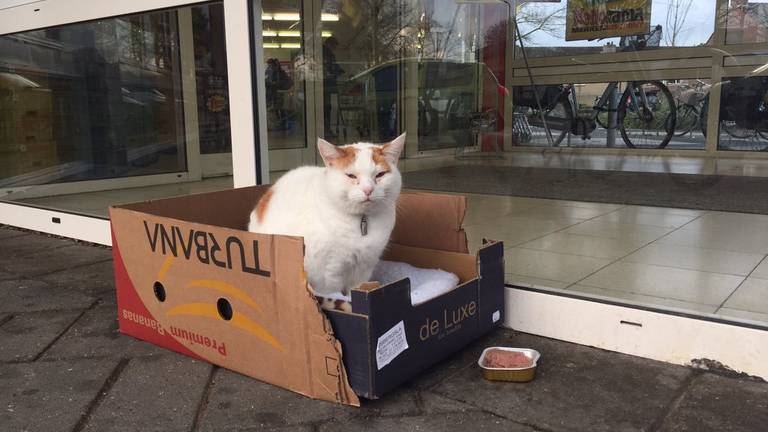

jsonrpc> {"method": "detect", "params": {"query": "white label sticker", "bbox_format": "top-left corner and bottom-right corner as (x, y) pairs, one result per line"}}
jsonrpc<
(376, 320), (409, 370)
(492, 310), (501, 323)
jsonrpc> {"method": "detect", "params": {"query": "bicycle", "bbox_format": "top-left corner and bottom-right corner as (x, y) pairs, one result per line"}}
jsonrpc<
(669, 79), (710, 137)
(514, 26), (677, 149)
(700, 76), (768, 150)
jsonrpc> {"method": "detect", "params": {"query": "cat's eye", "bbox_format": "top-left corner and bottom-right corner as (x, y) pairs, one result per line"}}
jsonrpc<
(376, 171), (389, 178)
(346, 173), (357, 179)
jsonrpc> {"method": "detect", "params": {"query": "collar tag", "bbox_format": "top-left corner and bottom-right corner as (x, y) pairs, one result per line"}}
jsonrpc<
(361, 214), (368, 236)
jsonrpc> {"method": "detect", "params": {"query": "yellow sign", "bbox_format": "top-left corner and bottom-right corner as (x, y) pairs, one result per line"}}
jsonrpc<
(566, 0), (651, 41)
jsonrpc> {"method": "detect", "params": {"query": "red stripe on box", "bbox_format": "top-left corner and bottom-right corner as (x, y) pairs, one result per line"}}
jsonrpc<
(111, 227), (203, 361)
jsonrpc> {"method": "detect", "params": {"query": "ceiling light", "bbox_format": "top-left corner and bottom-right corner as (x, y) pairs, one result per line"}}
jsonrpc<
(273, 12), (300, 21)
(263, 30), (277, 37)
(261, 13), (272, 21)
(321, 31), (332, 37)
(321, 13), (339, 21)
(281, 43), (301, 49)
(264, 43), (280, 48)
(278, 30), (301, 37)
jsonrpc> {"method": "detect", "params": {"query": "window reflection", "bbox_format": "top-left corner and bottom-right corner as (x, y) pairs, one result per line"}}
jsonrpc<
(0, 4), (231, 187)
(262, 0), (307, 151)
(726, 0), (768, 44)
(515, 0), (716, 58)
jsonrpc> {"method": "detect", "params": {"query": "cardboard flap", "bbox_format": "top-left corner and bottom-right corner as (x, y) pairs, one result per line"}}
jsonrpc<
(113, 186), (270, 231)
(390, 192), (468, 253)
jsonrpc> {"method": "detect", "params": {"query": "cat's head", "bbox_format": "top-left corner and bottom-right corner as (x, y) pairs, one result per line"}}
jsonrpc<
(317, 134), (405, 214)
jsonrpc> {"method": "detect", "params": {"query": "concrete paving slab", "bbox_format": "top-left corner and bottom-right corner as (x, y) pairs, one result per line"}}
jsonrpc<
(0, 310), (83, 362)
(42, 305), (167, 360)
(418, 390), (480, 414)
(6, 244), (112, 277)
(660, 373), (768, 432)
(82, 355), (211, 432)
(38, 259), (116, 297)
(0, 358), (118, 432)
(317, 411), (536, 432)
(432, 333), (693, 432)
(0, 269), (18, 281)
(199, 368), (480, 431)
(410, 329), (515, 391)
(0, 279), (94, 313)
(0, 233), (77, 261)
(0, 226), (30, 240)
(198, 368), (358, 430)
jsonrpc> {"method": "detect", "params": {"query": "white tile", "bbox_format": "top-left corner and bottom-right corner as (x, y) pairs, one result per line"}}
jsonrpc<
(463, 201), (541, 226)
(750, 258), (768, 279)
(504, 205), (610, 220)
(623, 205), (707, 217)
(536, 199), (624, 212)
(623, 243), (765, 277)
(505, 274), (569, 290)
(591, 208), (699, 228)
(722, 277), (768, 314)
(579, 262), (744, 306)
(715, 308), (768, 325)
(465, 225), (555, 250)
(562, 219), (674, 242)
(683, 211), (768, 232)
(519, 233), (646, 260)
(656, 227), (768, 255)
(569, 284), (718, 314)
(505, 248), (612, 284)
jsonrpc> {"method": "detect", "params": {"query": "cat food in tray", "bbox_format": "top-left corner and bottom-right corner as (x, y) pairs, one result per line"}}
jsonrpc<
(478, 347), (540, 382)
(109, 187), (505, 406)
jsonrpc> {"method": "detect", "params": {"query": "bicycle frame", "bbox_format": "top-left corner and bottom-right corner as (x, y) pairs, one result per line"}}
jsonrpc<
(561, 81), (647, 133)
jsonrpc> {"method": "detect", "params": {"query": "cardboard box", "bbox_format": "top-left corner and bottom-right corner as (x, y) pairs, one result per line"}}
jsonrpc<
(110, 186), (505, 406)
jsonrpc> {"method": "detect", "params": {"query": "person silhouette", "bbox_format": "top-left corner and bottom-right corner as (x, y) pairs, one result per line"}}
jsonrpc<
(322, 37), (344, 138)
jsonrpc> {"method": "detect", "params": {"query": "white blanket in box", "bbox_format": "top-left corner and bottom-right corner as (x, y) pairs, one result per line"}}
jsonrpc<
(325, 260), (460, 306)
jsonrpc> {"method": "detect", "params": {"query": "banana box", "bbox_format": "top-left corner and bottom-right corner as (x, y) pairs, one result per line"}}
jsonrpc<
(109, 187), (504, 406)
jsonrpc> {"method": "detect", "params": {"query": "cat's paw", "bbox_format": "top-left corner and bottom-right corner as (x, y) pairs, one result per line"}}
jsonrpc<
(317, 295), (352, 313)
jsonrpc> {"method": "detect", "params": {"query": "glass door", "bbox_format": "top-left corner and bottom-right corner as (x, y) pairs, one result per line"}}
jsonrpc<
(0, 2), (235, 218)
(317, 0), (405, 147)
(261, 0), (317, 174)
(190, 3), (233, 178)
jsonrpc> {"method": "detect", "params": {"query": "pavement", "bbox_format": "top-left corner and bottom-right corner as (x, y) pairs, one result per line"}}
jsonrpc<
(1, 224), (767, 432)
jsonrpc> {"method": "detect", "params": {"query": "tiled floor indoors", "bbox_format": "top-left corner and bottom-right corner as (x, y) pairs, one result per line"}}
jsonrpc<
(460, 192), (768, 327)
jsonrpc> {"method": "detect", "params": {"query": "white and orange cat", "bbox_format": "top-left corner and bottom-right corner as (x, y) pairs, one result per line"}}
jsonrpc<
(248, 134), (405, 299)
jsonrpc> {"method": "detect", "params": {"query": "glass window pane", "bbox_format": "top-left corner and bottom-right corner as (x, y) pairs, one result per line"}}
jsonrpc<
(512, 79), (707, 150)
(262, 0), (307, 150)
(716, 75), (768, 150)
(283, 0), (768, 329)
(194, 4), (232, 154)
(726, 0), (768, 45)
(0, 2), (233, 217)
(0, 12), (186, 184)
(516, 1), (716, 58)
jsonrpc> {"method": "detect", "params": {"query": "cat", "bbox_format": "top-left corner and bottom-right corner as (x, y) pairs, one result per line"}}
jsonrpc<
(248, 134), (406, 306)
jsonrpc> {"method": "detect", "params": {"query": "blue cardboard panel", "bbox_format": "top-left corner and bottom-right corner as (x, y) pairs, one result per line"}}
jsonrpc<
(326, 241), (505, 399)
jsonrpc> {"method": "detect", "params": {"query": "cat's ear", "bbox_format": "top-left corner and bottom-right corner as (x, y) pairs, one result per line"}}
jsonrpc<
(317, 137), (343, 166)
(383, 133), (406, 163)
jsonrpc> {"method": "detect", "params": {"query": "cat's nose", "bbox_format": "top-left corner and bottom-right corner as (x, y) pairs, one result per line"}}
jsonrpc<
(362, 185), (373, 197)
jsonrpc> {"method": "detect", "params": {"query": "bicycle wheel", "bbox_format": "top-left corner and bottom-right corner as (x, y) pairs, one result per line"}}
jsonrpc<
(674, 103), (699, 136)
(618, 81), (676, 149)
(524, 95), (573, 146)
